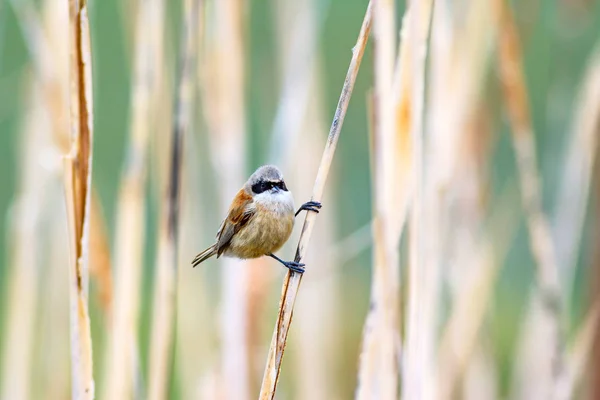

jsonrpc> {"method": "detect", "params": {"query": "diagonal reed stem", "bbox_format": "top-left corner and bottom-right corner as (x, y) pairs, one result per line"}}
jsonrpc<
(258, 2), (373, 398)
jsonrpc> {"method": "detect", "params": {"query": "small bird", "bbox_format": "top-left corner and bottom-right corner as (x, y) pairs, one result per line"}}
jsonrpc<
(191, 165), (322, 274)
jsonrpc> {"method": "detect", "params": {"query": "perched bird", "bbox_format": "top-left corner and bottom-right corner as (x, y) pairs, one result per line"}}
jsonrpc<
(191, 165), (321, 273)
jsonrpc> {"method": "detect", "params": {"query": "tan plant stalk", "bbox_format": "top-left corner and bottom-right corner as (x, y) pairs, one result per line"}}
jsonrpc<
(0, 83), (52, 400)
(291, 75), (337, 400)
(590, 149), (600, 399)
(553, 46), (600, 305)
(63, 0), (95, 397)
(436, 188), (519, 398)
(495, 1), (564, 396)
(90, 191), (113, 315)
(102, 0), (164, 397)
(421, 1), (498, 397)
(201, 0), (249, 398)
(402, 0), (435, 398)
(258, 2), (373, 398)
(269, 0), (322, 168)
(270, 0), (339, 397)
(147, 0), (200, 397)
(355, 0), (399, 398)
(556, 302), (600, 400)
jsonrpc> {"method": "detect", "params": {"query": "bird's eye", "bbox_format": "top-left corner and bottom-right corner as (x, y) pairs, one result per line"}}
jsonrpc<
(252, 181), (270, 194)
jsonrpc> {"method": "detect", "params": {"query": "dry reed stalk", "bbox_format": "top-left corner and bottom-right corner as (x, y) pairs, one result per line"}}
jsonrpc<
(355, 0), (399, 398)
(590, 123), (600, 400)
(258, 3), (373, 398)
(0, 83), (52, 400)
(292, 77), (338, 400)
(495, 1), (565, 396)
(421, 1), (499, 396)
(556, 302), (600, 400)
(7, 0), (70, 150)
(147, 0), (200, 397)
(200, 0), (249, 398)
(553, 46), (600, 307)
(176, 148), (213, 399)
(90, 190), (113, 315)
(269, 0), (324, 168)
(41, 204), (72, 400)
(174, 3), (213, 395)
(402, 0), (435, 398)
(1, 2), (68, 398)
(436, 188), (519, 398)
(269, 0), (339, 397)
(62, 0), (95, 398)
(102, 0), (164, 397)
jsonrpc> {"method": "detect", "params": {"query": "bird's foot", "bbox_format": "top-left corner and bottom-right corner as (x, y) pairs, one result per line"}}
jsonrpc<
(295, 201), (322, 217)
(283, 260), (306, 274)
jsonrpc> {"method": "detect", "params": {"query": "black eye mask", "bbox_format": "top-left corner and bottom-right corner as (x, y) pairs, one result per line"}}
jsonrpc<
(252, 180), (288, 194)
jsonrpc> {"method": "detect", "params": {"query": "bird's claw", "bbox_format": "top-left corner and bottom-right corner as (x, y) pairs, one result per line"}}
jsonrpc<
(295, 201), (323, 217)
(283, 261), (305, 274)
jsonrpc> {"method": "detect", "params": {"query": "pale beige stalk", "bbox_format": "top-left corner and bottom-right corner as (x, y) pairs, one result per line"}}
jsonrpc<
(0, 84), (53, 400)
(437, 188), (519, 398)
(355, 0), (399, 398)
(424, 1), (497, 397)
(495, 1), (564, 398)
(553, 46), (600, 306)
(147, 0), (200, 398)
(556, 302), (600, 400)
(63, 0), (95, 397)
(270, 0), (339, 397)
(200, 0), (249, 398)
(102, 0), (164, 397)
(292, 74), (337, 400)
(402, 0), (435, 398)
(258, 3), (372, 398)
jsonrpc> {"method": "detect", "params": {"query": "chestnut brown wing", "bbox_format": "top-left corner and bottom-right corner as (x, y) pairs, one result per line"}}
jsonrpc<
(215, 189), (256, 257)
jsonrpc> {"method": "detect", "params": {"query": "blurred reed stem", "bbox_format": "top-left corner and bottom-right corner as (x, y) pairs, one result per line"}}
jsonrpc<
(553, 45), (600, 315)
(259, 2), (372, 398)
(437, 188), (519, 398)
(403, 0), (434, 398)
(495, 1), (565, 397)
(147, 0), (200, 397)
(0, 83), (49, 400)
(102, 0), (164, 397)
(63, 0), (95, 397)
(356, 0), (400, 398)
(201, 0), (250, 397)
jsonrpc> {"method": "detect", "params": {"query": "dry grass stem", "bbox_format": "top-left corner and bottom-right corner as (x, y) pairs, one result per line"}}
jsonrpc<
(63, 0), (95, 396)
(269, 0), (324, 169)
(553, 46), (600, 299)
(103, 0), (164, 397)
(437, 189), (519, 398)
(201, 0), (249, 397)
(402, 0), (434, 398)
(556, 302), (600, 399)
(147, 0), (200, 397)
(7, 0), (69, 151)
(258, 2), (373, 398)
(1, 84), (50, 400)
(356, 0), (400, 398)
(90, 190), (113, 316)
(495, 0), (565, 395)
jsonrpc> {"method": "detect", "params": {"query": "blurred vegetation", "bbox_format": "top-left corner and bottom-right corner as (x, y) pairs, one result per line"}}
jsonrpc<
(1, 0), (599, 398)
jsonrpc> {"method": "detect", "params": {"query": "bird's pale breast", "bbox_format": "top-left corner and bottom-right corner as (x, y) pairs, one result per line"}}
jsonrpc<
(226, 191), (294, 259)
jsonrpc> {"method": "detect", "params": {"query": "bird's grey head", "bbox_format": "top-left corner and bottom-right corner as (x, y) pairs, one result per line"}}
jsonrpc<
(246, 165), (289, 195)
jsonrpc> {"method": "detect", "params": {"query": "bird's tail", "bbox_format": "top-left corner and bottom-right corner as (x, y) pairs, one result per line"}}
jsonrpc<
(192, 244), (217, 267)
